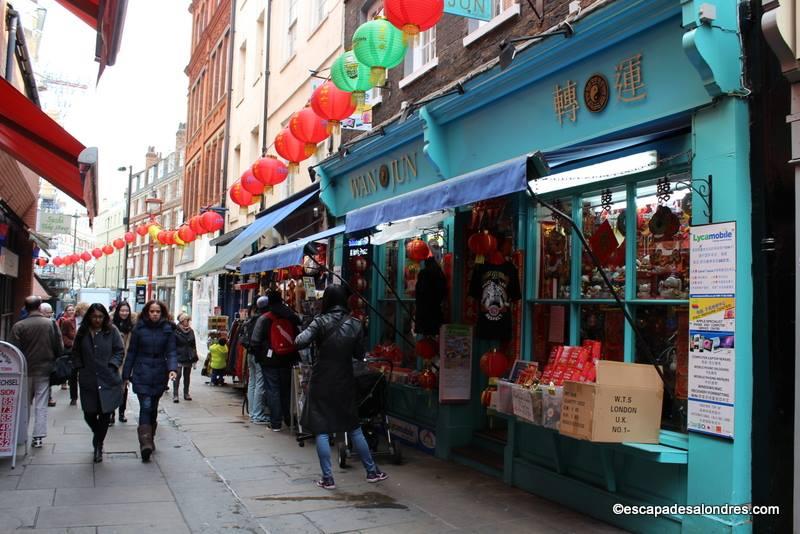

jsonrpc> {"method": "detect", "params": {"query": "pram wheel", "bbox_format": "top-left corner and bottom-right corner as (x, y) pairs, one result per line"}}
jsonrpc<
(389, 442), (403, 465)
(338, 442), (349, 468)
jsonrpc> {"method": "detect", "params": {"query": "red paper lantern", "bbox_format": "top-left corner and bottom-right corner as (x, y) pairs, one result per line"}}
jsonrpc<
(201, 210), (225, 233)
(310, 81), (357, 133)
(415, 337), (437, 360)
(289, 107), (330, 156)
(157, 230), (168, 244)
(406, 239), (430, 262)
(252, 155), (289, 187)
(52, 257), (63, 267)
(113, 238), (125, 250)
(91, 248), (103, 259)
(353, 257), (368, 273)
(289, 265), (305, 280)
(124, 231), (135, 243)
(35, 258), (47, 267)
(70, 254), (80, 263)
(229, 180), (253, 208)
(348, 294), (365, 311)
(102, 245), (114, 255)
(351, 275), (368, 293)
(240, 169), (264, 197)
(136, 224), (148, 236)
(80, 252), (92, 262)
(165, 231), (176, 246)
(385, 0), (444, 38)
(274, 128), (311, 171)
(189, 215), (207, 236)
(468, 231), (498, 263)
(418, 368), (438, 390)
(177, 225), (196, 244)
(480, 349), (509, 378)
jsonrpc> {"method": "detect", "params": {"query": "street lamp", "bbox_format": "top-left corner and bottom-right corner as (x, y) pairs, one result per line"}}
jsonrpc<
(145, 195), (163, 302)
(117, 165), (133, 300)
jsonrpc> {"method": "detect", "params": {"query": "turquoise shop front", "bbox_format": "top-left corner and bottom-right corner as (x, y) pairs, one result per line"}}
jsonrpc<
(316, 1), (752, 532)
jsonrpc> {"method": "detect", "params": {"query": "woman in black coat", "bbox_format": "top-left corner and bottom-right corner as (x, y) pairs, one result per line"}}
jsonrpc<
(173, 313), (198, 402)
(71, 303), (124, 463)
(122, 300), (177, 462)
(295, 286), (387, 490)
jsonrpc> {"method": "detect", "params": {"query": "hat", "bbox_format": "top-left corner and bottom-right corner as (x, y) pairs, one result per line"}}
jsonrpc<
(256, 296), (269, 310)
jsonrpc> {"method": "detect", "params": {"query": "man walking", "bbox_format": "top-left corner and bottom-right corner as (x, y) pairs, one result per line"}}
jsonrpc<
(10, 296), (63, 448)
(241, 298), (269, 424)
(251, 291), (301, 432)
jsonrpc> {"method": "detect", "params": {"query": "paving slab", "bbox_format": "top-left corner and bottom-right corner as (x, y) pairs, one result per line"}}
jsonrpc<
(4, 528), (96, 534)
(97, 527), (190, 534)
(257, 513), (323, 533)
(0, 488), (54, 509)
(303, 501), (428, 533)
(17, 464), (95, 489)
(358, 517), (458, 534)
(54, 483), (174, 506)
(0, 506), (38, 530)
(35, 501), (186, 529)
(92, 458), (165, 487)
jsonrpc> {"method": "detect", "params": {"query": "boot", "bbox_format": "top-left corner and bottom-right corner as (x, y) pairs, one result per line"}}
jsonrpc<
(137, 425), (154, 462)
(151, 421), (157, 451)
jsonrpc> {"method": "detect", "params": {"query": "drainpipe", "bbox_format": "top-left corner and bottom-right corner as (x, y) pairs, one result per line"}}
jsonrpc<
(4, 8), (18, 81)
(261, 0), (272, 157)
(220, 0), (237, 231)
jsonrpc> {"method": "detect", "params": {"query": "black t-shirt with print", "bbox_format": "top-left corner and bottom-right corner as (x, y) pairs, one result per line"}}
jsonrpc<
(469, 261), (522, 341)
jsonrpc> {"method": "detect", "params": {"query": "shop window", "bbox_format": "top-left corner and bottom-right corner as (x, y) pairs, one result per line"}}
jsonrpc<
(580, 304), (624, 361)
(634, 305), (688, 432)
(635, 181), (691, 300)
(530, 303), (570, 368)
(536, 198), (571, 299)
(580, 188), (626, 299)
(383, 241), (398, 299)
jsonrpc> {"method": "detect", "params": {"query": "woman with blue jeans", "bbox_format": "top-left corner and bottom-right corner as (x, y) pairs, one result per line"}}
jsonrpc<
(295, 286), (387, 489)
(122, 300), (177, 462)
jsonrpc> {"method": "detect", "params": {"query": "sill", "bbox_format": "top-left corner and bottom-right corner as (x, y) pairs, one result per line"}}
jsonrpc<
(235, 97), (244, 109)
(398, 58), (439, 90)
(463, 4), (522, 48)
(280, 53), (297, 73)
(308, 14), (329, 41)
(252, 72), (262, 87)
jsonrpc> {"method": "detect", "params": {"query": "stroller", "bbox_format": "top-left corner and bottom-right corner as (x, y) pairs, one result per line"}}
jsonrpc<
(337, 358), (402, 467)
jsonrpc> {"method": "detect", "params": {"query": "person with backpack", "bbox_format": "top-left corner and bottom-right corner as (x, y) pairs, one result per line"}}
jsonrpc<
(241, 298), (269, 424)
(250, 290), (301, 432)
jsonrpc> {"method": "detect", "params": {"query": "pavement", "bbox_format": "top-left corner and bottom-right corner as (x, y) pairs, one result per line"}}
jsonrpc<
(0, 369), (627, 533)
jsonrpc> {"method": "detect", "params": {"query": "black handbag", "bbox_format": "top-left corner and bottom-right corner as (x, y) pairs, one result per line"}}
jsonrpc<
(48, 320), (73, 386)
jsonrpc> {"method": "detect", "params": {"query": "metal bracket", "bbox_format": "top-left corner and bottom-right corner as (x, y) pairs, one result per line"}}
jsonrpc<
(671, 173), (713, 221)
(526, 0), (545, 24)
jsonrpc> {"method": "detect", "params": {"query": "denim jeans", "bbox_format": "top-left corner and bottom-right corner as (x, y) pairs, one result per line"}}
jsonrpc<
(316, 427), (377, 480)
(27, 376), (50, 438)
(137, 394), (160, 425)
(246, 353), (267, 422)
(261, 366), (290, 428)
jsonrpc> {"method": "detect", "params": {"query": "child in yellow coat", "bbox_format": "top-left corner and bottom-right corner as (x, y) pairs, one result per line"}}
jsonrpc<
(208, 336), (228, 386)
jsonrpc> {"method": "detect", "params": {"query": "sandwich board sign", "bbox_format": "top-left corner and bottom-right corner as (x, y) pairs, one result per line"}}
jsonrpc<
(0, 342), (27, 468)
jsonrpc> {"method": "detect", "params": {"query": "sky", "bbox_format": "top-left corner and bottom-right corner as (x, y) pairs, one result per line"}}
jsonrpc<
(31, 0), (191, 210)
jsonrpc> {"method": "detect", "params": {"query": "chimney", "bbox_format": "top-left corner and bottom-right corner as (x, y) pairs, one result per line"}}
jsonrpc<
(175, 123), (187, 152)
(145, 146), (159, 169)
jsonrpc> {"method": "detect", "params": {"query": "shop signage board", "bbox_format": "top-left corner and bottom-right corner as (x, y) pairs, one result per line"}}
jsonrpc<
(37, 213), (72, 235)
(0, 342), (27, 468)
(0, 249), (19, 278)
(387, 415), (436, 454)
(438, 324), (473, 403)
(135, 284), (146, 305)
(444, 0), (492, 21)
(687, 222), (736, 439)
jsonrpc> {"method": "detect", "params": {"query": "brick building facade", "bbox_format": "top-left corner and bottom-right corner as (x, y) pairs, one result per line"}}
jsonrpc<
(184, 0), (231, 218)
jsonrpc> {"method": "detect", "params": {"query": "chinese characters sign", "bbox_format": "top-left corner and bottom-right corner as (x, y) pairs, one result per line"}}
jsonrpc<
(553, 81), (579, 124)
(687, 222), (736, 439)
(615, 54), (646, 102)
(0, 342), (25, 467)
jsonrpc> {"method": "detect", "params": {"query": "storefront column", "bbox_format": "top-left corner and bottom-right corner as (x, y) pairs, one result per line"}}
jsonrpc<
(686, 97), (752, 532)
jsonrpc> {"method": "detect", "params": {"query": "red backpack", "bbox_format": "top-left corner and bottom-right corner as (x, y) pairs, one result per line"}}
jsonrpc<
(267, 312), (297, 356)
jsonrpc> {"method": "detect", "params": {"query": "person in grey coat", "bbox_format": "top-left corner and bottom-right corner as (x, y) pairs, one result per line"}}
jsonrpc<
(10, 296), (63, 448)
(294, 285), (387, 490)
(71, 303), (124, 463)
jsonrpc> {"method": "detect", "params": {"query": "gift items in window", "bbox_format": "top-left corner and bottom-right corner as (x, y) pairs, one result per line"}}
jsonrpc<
(635, 180), (691, 300)
(531, 303), (570, 368)
(580, 305), (624, 361)
(537, 199), (571, 299)
(539, 340), (604, 386)
(581, 189), (626, 299)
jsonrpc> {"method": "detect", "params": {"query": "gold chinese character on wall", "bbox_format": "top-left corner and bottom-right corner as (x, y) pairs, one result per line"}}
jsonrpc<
(615, 53), (646, 102)
(554, 81), (579, 124)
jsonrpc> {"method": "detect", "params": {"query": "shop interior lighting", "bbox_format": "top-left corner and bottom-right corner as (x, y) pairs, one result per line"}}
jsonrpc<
(529, 150), (658, 195)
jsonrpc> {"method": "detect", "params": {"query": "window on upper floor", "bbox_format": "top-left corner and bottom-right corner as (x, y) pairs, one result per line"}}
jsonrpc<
(285, 0), (298, 62)
(401, 27), (436, 86)
(311, 0), (327, 30)
(237, 40), (247, 102)
(465, 0), (520, 45)
(255, 12), (265, 81)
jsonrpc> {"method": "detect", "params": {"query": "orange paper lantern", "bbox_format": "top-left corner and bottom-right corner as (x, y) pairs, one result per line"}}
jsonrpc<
(289, 107), (330, 156)
(310, 81), (357, 133)
(113, 238), (125, 250)
(252, 155), (289, 187)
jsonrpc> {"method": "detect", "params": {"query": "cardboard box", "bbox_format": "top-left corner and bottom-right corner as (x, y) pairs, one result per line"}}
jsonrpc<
(559, 361), (664, 443)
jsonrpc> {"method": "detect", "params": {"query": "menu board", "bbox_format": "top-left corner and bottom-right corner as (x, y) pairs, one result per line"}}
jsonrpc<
(687, 222), (736, 439)
(0, 342), (26, 467)
(438, 324), (473, 403)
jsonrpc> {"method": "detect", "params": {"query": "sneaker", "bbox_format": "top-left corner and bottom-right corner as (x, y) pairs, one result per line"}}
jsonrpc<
(31, 437), (43, 448)
(366, 471), (388, 483)
(315, 478), (336, 490)
(269, 424), (282, 432)
(47, 398), (56, 407)
(69, 399), (77, 406)
(251, 419), (270, 425)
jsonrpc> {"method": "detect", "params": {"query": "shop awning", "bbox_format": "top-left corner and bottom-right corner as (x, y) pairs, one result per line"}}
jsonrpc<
(190, 191), (317, 279)
(346, 156), (528, 233)
(55, 0), (128, 78)
(240, 225), (345, 275)
(28, 229), (51, 255)
(370, 211), (452, 246)
(0, 77), (97, 218)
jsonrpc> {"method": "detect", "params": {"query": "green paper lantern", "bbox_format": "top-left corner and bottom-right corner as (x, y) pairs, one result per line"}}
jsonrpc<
(352, 17), (408, 86)
(331, 50), (374, 108)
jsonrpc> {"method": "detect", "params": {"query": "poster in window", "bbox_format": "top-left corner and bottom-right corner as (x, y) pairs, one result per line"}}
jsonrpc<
(438, 324), (473, 403)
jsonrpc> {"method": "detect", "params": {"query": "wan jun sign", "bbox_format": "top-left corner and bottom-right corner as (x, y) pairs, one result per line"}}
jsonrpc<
(444, 0), (492, 21)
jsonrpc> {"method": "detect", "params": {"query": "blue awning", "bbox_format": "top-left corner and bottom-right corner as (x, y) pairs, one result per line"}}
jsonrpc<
(240, 225), (345, 275)
(190, 190), (317, 279)
(346, 156), (527, 233)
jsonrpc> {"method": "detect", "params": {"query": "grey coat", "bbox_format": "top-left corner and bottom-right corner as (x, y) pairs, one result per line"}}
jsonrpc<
(72, 326), (124, 414)
(10, 312), (63, 377)
(295, 307), (364, 435)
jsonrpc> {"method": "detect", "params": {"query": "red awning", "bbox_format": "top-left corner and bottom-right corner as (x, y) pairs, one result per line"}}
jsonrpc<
(54, 0), (128, 77)
(0, 77), (97, 219)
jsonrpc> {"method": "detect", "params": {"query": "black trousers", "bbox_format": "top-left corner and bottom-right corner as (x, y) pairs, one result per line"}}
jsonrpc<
(173, 366), (191, 396)
(120, 383), (128, 415)
(69, 370), (78, 401)
(84, 412), (111, 446)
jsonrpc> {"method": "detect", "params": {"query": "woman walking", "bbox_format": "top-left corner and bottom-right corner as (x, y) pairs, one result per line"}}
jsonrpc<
(112, 302), (136, 423)
(174, 313), (198, 402)
(295, 286), (387, 490)
(122, 300), (177, 462)
(71, 304), (124, 463)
